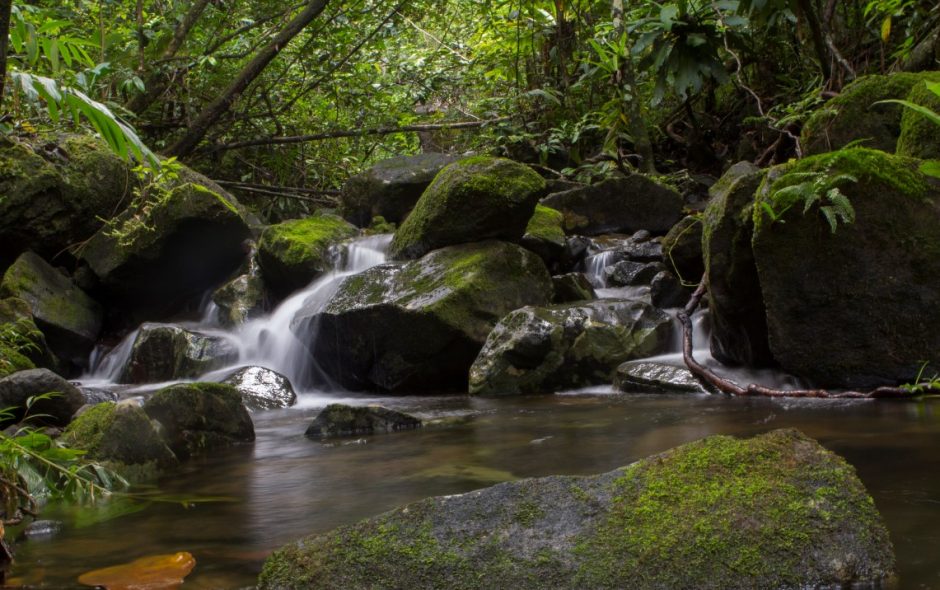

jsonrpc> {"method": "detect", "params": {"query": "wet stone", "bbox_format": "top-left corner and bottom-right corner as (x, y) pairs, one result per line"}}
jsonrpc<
(305, 404), (423, 440)
(222, 366), (297, 411)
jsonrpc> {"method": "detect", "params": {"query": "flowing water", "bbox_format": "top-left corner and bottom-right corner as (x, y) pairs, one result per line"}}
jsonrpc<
(11, 236), (940, 588)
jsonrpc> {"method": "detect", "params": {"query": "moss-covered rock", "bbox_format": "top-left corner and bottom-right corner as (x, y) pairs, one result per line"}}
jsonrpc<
(1, 251), (102, 369)
(119, 323), (239, 384)
(896, 78), (940, 159)
(0, 368), (84, 427)
(211, 248), (268, 327)
(340, 153), (458, 226)
(258, 429), (894, 590)
(661, 214), (704, 283)
(541, 176), (683, 236)
(802, 71), (940, 155)
(295, 241), (553, 393)
(61, 401), (177, 481)
(305, 403), (422, 439)
(520, 204), (566, 268)
(469, 300), (672, 396)
(142, 382), (254, 460)
(701, 161), (774, 367)
(257, 213), (359, 298)
(389, 157), (546, 260)
(753, 147), (940, 387)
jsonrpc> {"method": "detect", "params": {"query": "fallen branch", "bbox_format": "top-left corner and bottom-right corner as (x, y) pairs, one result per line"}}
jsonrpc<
(679, 277), (936, 399)
(214, 180), (339, 203)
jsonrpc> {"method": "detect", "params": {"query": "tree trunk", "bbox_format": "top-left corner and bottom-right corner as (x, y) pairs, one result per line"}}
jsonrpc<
(796, 0), (832, 80)
(612, 0), (656, 173)
(0, 0), (13, 107)
(167, 0), (330, 158)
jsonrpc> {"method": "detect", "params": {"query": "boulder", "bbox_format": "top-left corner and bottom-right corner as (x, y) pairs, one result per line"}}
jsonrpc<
(339, 153), (458, 226)
(520, 205), (566, 268)
(469, 300), (672, 396)
(79, 175), (252, 321)
(604, 261), (666, 288)
(257, 213), (359, 298)
(61, 401), (177, 479)
(304, 403), (422, 440)
(0, 297), (52, 378)
(119, 323), (239, 384)
(77, 385), (119, 406)
(259, 429), (894, 590)
(1, 251), (102, 367)
(211, 250), (267, 327)
(0, 134), (134, 268)
(142, 383), (254, 459)
(661, 215), (704, 283)
(541, 176), (682, 236)
(551, 273), (596, 303)
(702, 161), (774, 366)
(0, 368), (84, 427)
(802, 71), (940, 155)
(389, 157), (546, 260)
(614, 361), (708, 393)
(295, 241), (553, 393)
(222, 366), (296, 411)
(753, 148), (940, 388)
(649, 270), (689, 309)
(896, 78), (940, 159)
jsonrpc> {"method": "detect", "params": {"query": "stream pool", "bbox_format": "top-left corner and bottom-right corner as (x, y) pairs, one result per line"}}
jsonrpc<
(8, 390), (940, 588)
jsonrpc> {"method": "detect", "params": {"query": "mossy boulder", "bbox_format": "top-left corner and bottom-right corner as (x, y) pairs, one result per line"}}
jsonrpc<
(520, 204), (566, 268)
(0, 297), (53, 378)
(389, 157), (546, 260)
(295, 241), (553, 393)
(0, 134), (134, 269)
(469, 300), (672, 396)
(753, 147), (940, 388)
(211, 249), (268, 327)
(79, 177), (252, 322)
(259, 429), (894, 590)
(340, 153), (458, 226)
(661, 215), (704, 283)
(142, 382), (254, 460)
(0, 368), (84, 427)
(540, 176), (683, 236)
(551, 273), (596, 303)
(896, 79), (940, 159)
(119, 323), (238, 384)
(802, 71), (940, 155)
(1, 251), (102, 368)
(614, 360), (708, 393)
(305, 403), (422, 440)
(702, 161), (774, 366)
(61, 401), (177, 480)
(222, 366), (296, 411)
(257, 213), (359, 298)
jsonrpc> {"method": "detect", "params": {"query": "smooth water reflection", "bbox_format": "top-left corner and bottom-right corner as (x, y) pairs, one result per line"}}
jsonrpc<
(11, 392), (940, 588)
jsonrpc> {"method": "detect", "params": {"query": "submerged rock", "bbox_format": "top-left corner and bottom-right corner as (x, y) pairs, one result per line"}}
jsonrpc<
(0, 368), (84, 427)
(222, 366), (296, 411)
(389, 156), (546, 260)
(339, 153), (458, 226)
(614, 361), (707, 393)
(296, 241), (552, 393)
(119, 323), (238, 384)
(469, 300), (672, 396)
(142, 383), (254, 460)
(305, 404), (422, 439)
(259, 429), (894, 590)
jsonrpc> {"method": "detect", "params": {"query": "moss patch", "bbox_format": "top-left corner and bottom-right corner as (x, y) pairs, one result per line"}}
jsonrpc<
(897, 79), (940, 159)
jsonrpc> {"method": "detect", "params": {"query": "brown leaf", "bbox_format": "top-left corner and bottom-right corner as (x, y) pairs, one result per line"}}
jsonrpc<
(78, 552), (196, 590)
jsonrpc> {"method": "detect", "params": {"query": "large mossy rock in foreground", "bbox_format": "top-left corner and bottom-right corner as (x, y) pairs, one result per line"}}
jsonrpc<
(119, 323), (238, 384)
(753, 148), (940, 388)
(339, 153), (458, 226)
(541, 176), (683, 236)
(469, 300), (672, 396)
(259, 429), (894, 590)
(295, 241), (553, 393)
(389, 157), (546, 260)
(702, 161), (774, 367)
(257, 213), (359, 298)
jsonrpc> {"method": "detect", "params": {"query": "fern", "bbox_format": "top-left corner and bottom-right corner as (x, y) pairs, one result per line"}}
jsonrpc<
(764, 170), (857, 233)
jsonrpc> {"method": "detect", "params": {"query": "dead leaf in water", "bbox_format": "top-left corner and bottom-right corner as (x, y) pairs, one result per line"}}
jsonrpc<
(77, 552), (195, 590)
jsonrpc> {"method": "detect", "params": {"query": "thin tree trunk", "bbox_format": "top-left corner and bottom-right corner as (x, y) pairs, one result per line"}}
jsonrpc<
(167, 0), (330, 158)
(612, 0), (656, 173)
(797, 0), (833, 80)
(0, 0), (12, 107)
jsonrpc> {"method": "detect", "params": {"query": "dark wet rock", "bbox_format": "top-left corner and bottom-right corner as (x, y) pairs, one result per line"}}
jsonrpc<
(1, 251), (102, 367)
(389, 157), (546, 260)
(119, 323), (238, 384)
(222, 366), (296, 411)
(339, 153), (459, 226)
(296, 241), (553, 393)
(520, 205), (566, 269)
(614, 361), (708, 393)
(541, 176), (682, 236)
(305, 403), (422, 440)
(0, 297), (55, 378)
(257, 213), (359, 299)
(661, 215), (704, 284)
(649, 270), (689, 309)
(260, 429), (894, 590)
(604, 261), (667, 288)
(22, 520), (63, 540)
(143, 382), (254, 460)
(77, 385), (119, 406)
(0, 368), (85, 427)
(589, 234), (663, 264)
(702, 161), (774, 366)
(560, 235), (591, 270)
(753, 148), (940, 388)
(551, 273), (596, 303)
(211, 250), (267, 327)
(469, 300), (672, 396)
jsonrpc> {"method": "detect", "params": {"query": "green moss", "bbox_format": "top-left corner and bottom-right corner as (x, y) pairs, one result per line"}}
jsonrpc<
(897, 80), (940, 159)
(260, 214), (357, 266)
(61, 402), (117, 452)
(524, 205), (565, 242)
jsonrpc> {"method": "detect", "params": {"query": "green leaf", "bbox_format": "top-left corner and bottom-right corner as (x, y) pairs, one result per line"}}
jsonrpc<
(919, 160), (940, 179)
(875, 99), (940, 127)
